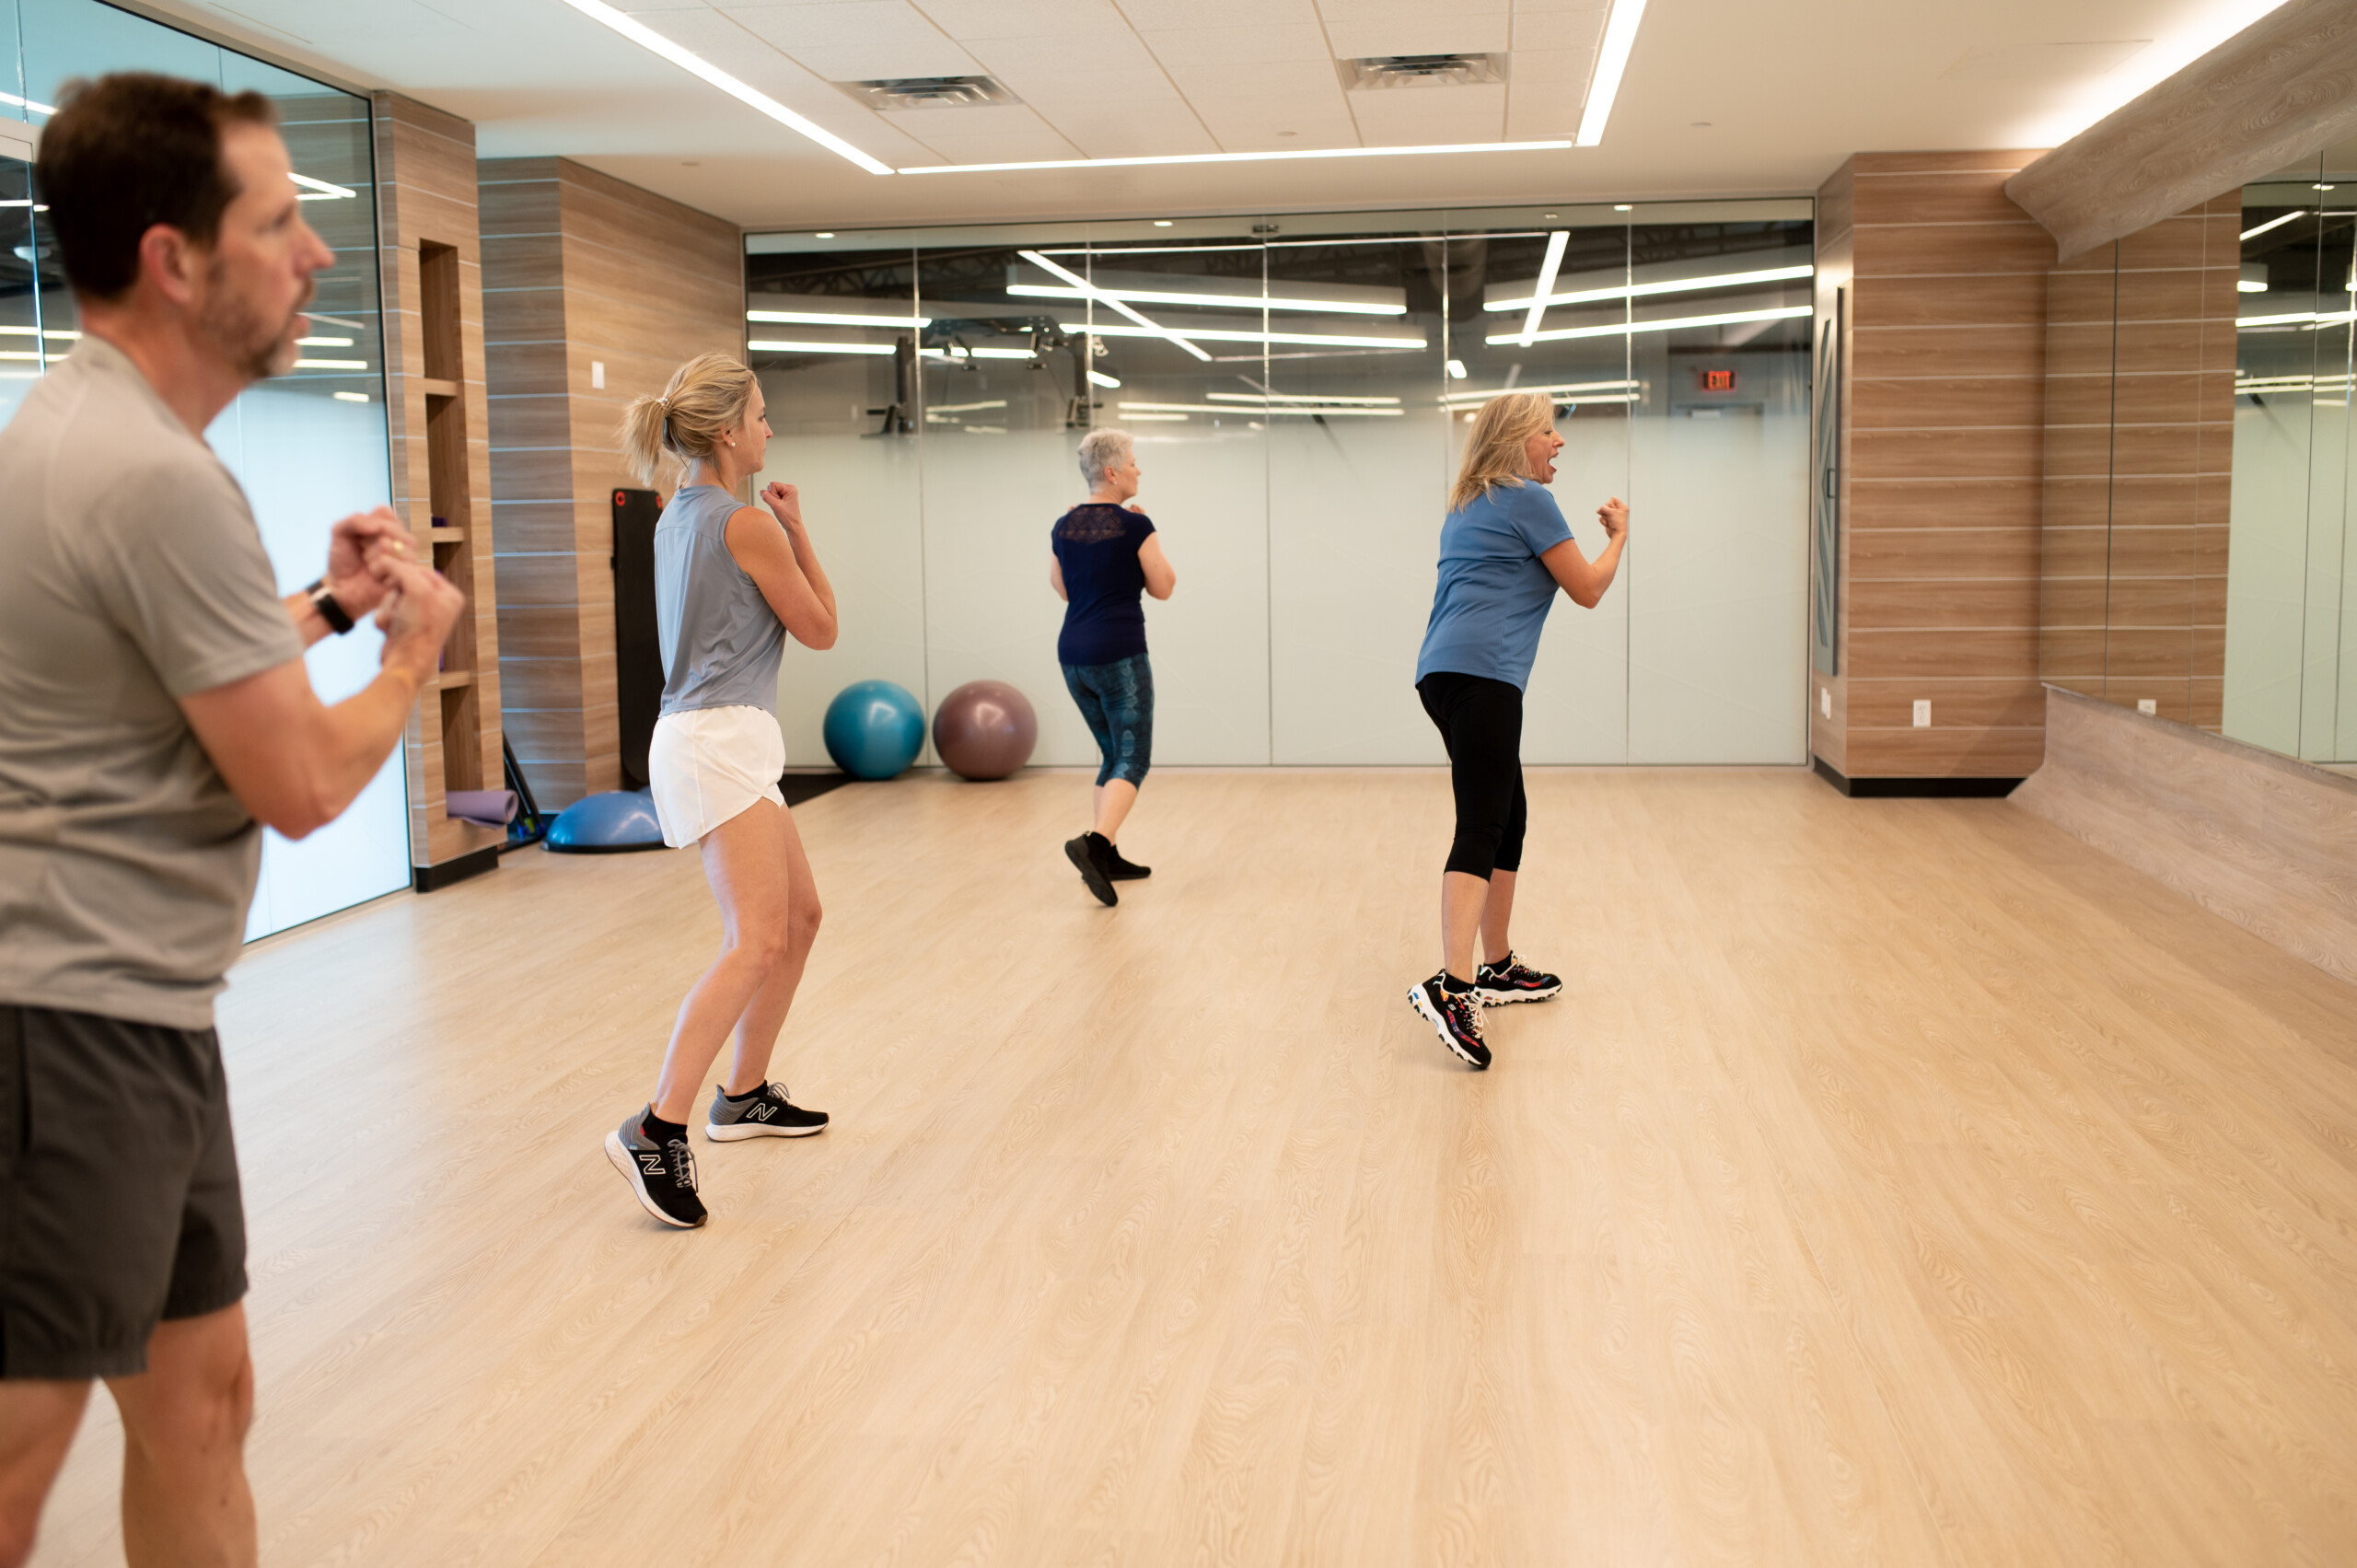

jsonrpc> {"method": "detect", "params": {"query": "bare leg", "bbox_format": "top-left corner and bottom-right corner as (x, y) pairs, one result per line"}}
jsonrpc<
(0, 1378), (90, 1568)
(1441, 870), (1489, 985)
(1092, 778), (1138, 842)
(109, 1304), (255, 1568)
(720, 804), (822, 1097)
(652, 800), (795, 1123)
(1480, 869), (1517, 968)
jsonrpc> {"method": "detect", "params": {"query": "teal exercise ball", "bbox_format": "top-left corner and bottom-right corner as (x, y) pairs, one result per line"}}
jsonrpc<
(823, 680), (924, 779)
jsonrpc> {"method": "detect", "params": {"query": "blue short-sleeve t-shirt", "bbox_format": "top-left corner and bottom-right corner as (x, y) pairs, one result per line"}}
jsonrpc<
(1053, 503), (1156, 666)
(1413, 482), (1575, 691)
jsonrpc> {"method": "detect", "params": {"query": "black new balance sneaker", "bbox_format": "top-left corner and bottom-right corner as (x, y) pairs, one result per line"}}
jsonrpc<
(605, 1108), (707, 1228)
(1103, 843), (1152, 881)
(1408, 971), (1491, 1069)
(1064, 831), (1118, 906)
(706, 1082), (830, 1141)
(1475, 951), (1563, 1006)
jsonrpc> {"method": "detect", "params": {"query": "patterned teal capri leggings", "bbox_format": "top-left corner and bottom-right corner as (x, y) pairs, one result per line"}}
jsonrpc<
(1061, 653), (1154, 787)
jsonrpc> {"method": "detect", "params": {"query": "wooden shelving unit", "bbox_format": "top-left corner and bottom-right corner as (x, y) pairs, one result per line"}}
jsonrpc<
(375, 94), (505, 890)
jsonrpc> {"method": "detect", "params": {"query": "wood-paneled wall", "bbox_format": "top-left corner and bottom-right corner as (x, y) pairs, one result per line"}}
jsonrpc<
(2041, 195), (2241, 729)
(373, 92), (505, 873)
(1812, 151), (2050, 782)
(480, 158), (743, 808)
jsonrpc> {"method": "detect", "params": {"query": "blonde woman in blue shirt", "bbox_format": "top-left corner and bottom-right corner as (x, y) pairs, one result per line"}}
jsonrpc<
(1407, 390), (1628, 1070)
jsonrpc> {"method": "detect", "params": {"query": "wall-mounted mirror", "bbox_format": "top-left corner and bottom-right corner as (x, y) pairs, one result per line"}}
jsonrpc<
(2041, 148), (2357, 776)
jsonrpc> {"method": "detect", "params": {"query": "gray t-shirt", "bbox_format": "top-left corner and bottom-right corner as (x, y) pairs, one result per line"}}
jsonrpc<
(0, 337), (304, 1029)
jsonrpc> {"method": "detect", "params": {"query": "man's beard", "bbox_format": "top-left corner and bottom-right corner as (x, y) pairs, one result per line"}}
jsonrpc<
(195, 259), (309, 382)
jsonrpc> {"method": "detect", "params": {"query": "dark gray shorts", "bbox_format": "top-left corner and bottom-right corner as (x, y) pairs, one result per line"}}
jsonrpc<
(0, 1005), (247, 1379)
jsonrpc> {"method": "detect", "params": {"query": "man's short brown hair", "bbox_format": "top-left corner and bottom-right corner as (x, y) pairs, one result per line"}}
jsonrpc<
(35, 72), (277, 302)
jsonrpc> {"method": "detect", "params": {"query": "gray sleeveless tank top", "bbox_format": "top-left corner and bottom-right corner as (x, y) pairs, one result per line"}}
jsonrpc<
(654, 484), (786, 717)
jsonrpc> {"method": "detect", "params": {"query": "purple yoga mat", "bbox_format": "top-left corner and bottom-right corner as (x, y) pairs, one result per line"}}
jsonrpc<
(446, 788), (517, 827)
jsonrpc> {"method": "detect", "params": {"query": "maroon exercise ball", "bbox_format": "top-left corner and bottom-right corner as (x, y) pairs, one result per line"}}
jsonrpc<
(932, 679), (1038, 781)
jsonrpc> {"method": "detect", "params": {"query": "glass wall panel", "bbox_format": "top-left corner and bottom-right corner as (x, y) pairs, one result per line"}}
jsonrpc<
(1434, 221), (1633, 763)
(4, 1), (407, 937)
(1265, 230), (1455, 763)
(1625, 219), (1812, 764)
(1078, 235), (1271, 765)
(747, 242), (929, 766)
(745, 201), (1812, 772)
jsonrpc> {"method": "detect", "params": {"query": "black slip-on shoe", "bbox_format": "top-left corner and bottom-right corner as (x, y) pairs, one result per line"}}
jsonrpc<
(1065, 832), (1118, 906)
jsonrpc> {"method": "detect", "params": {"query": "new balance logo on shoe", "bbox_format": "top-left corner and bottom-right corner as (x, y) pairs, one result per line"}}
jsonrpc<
(638, 1153), (664, 1175)
(748, 1104), (775, 1121)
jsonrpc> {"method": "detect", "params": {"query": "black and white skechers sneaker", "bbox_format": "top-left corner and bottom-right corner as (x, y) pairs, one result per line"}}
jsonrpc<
(1408, 971), (1491, 1070)
(1475, 952), (1563, 1006)
(605, 1108), (707, 1228)
(1103, 843), (1152, 881)
(1064, 831), (1118, 906)
(706, 1082), (830, 1141)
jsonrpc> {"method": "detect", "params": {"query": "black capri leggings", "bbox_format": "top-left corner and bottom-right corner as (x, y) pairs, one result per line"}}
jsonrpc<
(1417, 670), (1527, 879)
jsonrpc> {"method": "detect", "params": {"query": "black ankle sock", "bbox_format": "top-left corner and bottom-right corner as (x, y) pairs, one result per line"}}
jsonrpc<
(642, 1109), (688, 1144)
(1440, 972), (1474, 995)
(723, 1083), (767, 1104)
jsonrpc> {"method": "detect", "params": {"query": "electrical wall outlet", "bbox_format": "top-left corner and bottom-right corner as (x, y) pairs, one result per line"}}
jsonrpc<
(1820, 688), (1831, 718)
(2138, 698), (2157, 714)
(591, 360), (606, 389)
(1911, 699), (1931, 727)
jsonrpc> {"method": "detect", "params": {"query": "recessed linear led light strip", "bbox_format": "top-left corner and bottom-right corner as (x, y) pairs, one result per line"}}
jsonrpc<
(749, 338), (896, 355)
(1, 90), (56, 116)
(1204, 391), (1400, 405)
(902, 139), (1574, 177)
(1487, 263), (1817, 312)
(748, 308), (930, 328)
(1008, 284), (1405, 318)
(2236, 374), (2354, 393)
(556, 0), (893, 175)
(2239, 309), (2357, 330)
(1577, 0), (1648, 147)
(1068, 322), (1426, 350)
(1120, 401), (1402, 417)
(2241, 211), (2308, 241)
(1024, 250), (1210, 361)
(1485, 304), (1808, 345)
(1517, 231), (1570, 347)
(0, 325), (78, 341)
(1440, 378), (1640, 407)
(290, 173), (358, 200)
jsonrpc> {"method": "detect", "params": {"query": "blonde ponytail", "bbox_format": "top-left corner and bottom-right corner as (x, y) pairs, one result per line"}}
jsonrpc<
(1447, 390), (1557, 513)
(618, 352), (758, 486)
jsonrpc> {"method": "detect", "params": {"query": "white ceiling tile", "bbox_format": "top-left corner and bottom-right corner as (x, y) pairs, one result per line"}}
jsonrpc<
(1317, 0), (1503, 20)
(1510, 8), (1607, 50)
(1348, 83), (1503, 144)
(1119, 0), (1321, 30)
(1327, 16), (1510, 57)
(724, 3), (981, 78)
(1161, 57), (1342, 101)
(1183, 94), (1358, 149)
(1503, 96), (1580, 138)
(626, 8), (941, 160)
(900, 126), (1087, 162)
(877, 101), (1050, 134)
(911, 0), (1135, 41)
(1137, 23), (1330, 66)
(1039, 100), (1221, 157)
(1506, 47), (1596, 87)
(967, 32), (1178, 100)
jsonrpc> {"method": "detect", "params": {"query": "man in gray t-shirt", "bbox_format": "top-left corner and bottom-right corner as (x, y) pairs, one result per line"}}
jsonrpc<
(0, 74), (464, 1566)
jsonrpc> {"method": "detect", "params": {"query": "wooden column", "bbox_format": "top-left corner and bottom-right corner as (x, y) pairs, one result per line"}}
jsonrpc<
(374, 93), (505, 886)
(1810, 151), (2051, 786)
(479, 157), (742, 809)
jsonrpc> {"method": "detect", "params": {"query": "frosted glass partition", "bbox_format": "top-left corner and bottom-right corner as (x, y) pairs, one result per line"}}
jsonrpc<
(748, 203), (1813, 768)
(0, 0), (407, 937)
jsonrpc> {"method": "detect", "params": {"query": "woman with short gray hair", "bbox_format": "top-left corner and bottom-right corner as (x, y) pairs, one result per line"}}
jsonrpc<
(1050, 427), (1176, 905)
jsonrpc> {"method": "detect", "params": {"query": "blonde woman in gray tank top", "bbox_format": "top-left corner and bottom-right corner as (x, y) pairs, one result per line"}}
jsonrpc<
(602, 353), (841, 1230)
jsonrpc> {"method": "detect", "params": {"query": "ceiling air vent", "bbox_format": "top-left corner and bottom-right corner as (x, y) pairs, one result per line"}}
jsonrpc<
(1340, 53), (1505, 90)
(840, 75), (1018, 110)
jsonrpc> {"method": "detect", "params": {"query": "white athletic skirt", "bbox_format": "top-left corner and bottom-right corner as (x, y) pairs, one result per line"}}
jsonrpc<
(646, 705), (785, 848)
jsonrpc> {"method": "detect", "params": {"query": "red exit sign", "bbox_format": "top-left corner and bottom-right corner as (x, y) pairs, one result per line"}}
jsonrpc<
(1701, 369), (1736, 392)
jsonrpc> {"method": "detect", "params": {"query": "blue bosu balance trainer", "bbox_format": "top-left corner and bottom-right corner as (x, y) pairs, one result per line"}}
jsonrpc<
(546, 789), (668, 854)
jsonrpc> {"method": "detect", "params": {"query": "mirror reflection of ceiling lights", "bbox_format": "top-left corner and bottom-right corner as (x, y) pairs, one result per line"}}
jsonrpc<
(557, 0), (1649, 177)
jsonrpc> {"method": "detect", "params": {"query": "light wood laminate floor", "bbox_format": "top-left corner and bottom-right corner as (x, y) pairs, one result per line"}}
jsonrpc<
(32, 768), (2357, 1567)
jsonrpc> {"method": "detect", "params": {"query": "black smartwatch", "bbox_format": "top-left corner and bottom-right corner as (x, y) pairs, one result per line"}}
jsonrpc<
(306, 578), (355, 635)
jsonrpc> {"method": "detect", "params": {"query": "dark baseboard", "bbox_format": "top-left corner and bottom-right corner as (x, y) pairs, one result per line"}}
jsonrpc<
(412, 843), (501, 892)
(781, 770), (850, 808)
(1812, 758), (2024, 799)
